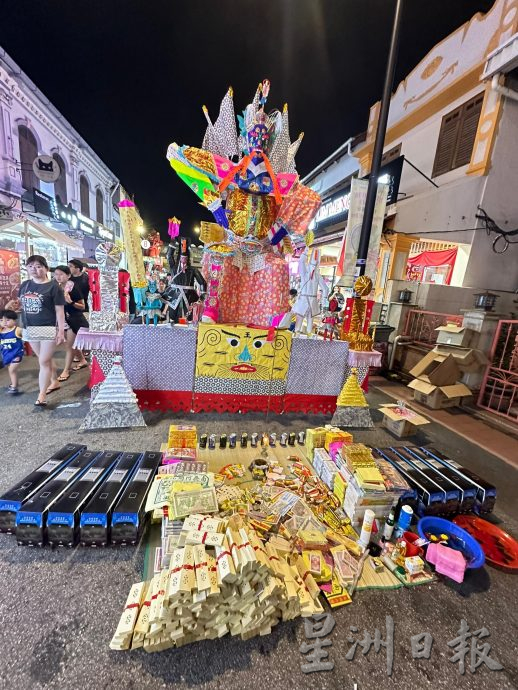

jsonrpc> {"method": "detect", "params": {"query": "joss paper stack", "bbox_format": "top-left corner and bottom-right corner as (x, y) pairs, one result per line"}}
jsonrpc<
(305, 428), (327, 462)
(167, 425), (198, 449)
(110, 515), (324, 653)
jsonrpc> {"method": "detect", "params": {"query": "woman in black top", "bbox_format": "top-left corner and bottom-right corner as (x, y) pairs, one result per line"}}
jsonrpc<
(53, 265), (89, 381)
(18, 255), (66, 406)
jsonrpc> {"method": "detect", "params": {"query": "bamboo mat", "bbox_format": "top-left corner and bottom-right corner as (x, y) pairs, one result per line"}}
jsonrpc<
(356, 559), (402, 591)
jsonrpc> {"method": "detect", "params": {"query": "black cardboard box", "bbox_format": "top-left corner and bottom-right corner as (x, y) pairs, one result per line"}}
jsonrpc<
(0, 444), (86, 533)
(111, 451), (163, 545)
(16, 450), (101, 546)
(80, 452), (143, 546)
(47, 451), (123, 547)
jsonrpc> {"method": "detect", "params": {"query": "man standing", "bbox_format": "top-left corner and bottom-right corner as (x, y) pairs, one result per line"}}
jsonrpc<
(68, 259), (90, 312)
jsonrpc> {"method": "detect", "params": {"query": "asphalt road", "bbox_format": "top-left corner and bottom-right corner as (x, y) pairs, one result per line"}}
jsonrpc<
(0, 354), (517, 690)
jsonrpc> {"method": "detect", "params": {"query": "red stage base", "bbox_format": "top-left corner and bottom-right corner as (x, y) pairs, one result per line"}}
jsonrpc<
(134, 390), (337, 416)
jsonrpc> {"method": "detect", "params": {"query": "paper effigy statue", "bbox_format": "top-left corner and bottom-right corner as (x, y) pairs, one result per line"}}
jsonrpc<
(166, 80), (322, 326)
(163, 237), (207, 323)
(292, 247), (329, 336)
(134, 278), (163, 326)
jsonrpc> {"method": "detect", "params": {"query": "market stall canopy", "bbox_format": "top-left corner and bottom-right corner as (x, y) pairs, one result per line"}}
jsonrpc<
(0, 217), (83, 252)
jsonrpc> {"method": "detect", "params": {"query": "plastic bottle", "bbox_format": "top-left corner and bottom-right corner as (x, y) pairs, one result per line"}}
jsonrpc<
(383, 510), (395, 541)
(394, 505), (413, 538)
(393, 540), (407, 567)
(359, 509), (376, 548)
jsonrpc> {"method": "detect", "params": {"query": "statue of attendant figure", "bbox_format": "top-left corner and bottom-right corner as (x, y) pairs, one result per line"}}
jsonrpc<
(134, 278), (163, 325)
(163, 238), (207, 323)
(292, 247), (329, 336)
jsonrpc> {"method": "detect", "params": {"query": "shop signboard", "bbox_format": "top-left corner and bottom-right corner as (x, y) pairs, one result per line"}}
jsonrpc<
(32, 155), (60, 183)
(31, 190), (114, 242)
(0, 249), (21, 310)
(33, 189), (58, 219)
(312, 156), (403, 237)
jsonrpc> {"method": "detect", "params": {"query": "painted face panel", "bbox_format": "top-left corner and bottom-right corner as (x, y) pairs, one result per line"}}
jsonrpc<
(196, 324), (292, 381)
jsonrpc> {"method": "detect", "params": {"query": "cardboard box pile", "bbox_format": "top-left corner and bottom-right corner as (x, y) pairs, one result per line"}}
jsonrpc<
(110, 514), (324, 652)
(407, 351), (472, 410)
(435, 323), (477, 348)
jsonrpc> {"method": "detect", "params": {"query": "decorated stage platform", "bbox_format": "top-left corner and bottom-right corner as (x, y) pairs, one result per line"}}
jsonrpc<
(121, 324), (365, 415)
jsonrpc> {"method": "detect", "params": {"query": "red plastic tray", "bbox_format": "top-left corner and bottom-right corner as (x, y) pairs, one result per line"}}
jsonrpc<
(453, 515), (518, 573)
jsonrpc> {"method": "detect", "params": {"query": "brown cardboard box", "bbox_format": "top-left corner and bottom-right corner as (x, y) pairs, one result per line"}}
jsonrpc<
(409, 352), (460, 387)
(408, 379), (472, 409)
(435, 323), (476, 348)
(379, 405), (430, 437)
(432, 345), (489, 372)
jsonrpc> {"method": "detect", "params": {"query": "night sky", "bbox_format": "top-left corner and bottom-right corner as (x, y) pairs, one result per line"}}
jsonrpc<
(2, 0), (494, 240)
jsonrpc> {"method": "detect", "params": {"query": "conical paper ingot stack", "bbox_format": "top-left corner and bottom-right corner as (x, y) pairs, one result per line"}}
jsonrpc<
(80, 357), (146, 430)
(332, 368), (373, 428)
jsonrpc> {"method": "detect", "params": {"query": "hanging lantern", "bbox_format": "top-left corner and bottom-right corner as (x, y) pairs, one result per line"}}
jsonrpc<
(398, 288), (413, 303)
(473, 291), (498, 312)
(168, 216), (181, 239)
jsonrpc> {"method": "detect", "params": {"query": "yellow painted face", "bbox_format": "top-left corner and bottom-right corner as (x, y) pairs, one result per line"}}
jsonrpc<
(196, 324), (292, 380)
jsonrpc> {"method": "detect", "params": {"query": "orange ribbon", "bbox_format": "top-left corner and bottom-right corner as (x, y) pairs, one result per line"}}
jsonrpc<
(218, 150), (282, 205)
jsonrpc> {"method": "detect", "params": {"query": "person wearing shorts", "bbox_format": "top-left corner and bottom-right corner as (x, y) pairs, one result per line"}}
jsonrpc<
(19, 255), (65, 407)
(0, 309), (24, 394)
(53, 265), (89, 382)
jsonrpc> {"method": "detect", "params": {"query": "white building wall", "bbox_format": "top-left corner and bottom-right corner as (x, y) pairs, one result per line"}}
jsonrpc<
(462, 96), (518, 291)
(385, 84), (518, 291)
(0, 47), (120, 234)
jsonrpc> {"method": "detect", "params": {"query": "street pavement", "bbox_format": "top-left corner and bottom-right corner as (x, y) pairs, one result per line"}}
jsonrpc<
(0, 353), (517, 690)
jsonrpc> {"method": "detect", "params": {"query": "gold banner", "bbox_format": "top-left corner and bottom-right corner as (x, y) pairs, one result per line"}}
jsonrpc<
(118, 196), (147, 287)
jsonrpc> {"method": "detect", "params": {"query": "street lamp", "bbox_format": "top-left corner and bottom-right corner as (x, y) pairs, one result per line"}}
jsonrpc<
(194, 225), (200, 234)
(137, 224), (145, 234)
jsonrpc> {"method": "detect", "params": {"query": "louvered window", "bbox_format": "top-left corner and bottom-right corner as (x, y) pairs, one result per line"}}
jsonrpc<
(80, 174), (90, 216)
(18, 125), (39, 192)
(432, 93), (483, 177)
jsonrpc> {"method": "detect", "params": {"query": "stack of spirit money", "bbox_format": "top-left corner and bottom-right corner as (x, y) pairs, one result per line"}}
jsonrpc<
(110, 513), (324, 652)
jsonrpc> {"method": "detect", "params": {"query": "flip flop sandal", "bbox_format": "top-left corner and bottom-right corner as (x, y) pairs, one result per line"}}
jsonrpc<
(34, 400), (48, 407)
(46, 386), (61, 395)
(58, 374), (70, 382)
(72, 363), (89, 371)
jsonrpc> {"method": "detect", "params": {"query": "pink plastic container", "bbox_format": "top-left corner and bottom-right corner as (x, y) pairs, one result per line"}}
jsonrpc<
(426, 542), (467, 583)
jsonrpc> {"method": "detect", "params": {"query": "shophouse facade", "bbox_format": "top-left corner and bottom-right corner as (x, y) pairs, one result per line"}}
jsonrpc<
(0, 46), (121, 267)
(355, 0), (518, 297)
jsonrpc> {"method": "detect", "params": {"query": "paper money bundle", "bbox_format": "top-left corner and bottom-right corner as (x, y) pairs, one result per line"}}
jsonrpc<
(110, 515), (324, 652)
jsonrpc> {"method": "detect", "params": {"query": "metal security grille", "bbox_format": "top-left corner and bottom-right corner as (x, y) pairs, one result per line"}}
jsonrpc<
(478, 320), (518, 423)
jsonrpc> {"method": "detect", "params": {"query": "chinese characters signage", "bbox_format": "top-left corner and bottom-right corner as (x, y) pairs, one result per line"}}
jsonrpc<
(0, 249), (20, 310)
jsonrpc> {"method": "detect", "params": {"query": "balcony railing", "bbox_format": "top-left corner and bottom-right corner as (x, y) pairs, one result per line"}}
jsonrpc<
(402, 309), (463, 348)
(478, 320), (518, 423)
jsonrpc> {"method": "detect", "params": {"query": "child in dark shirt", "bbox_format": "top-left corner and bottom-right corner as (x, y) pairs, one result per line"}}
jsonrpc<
(0, 309), (24, 393)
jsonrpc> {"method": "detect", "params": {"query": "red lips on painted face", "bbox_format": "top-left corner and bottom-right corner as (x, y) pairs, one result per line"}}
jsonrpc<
(231, 364), (257, 373)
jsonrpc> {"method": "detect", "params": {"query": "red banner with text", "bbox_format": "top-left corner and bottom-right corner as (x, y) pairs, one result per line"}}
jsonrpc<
(0, 249), (20, 310)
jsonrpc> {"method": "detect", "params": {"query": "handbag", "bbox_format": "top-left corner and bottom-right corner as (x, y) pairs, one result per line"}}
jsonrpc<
(22, 325), (57, 341)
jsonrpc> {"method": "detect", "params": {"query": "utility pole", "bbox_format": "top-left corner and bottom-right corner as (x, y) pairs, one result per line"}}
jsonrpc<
(355, 0), (404, 277)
